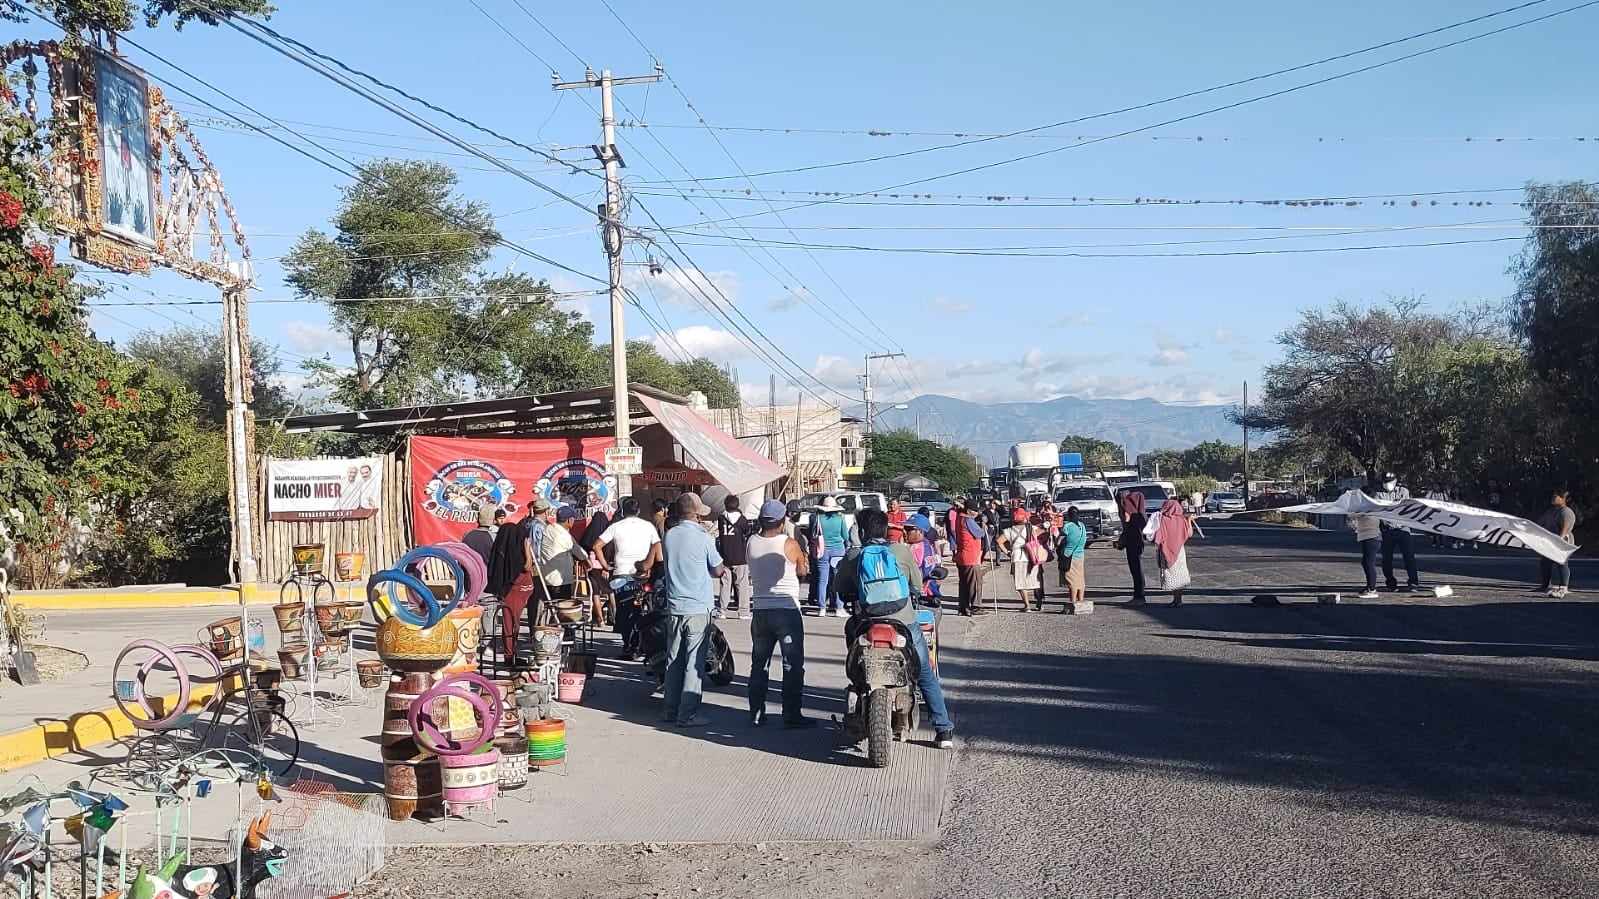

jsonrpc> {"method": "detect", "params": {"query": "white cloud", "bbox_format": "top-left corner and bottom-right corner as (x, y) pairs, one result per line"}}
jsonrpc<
(932, 297), (971, 315)
(653, 325), (747, 363)
(625, 264), (738, 308)
(767, 288), (812, 312)
(1153, 336), (1191, 367)
(810, 354), (859, 391)
(282, 321), (345, 357)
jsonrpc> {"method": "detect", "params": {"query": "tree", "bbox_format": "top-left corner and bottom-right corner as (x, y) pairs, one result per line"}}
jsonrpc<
(863, 429), (978, 493)
(2, 0), (274, 39)
(1139, 448), (1185, 479)
(1058, 435), (1123, 469)
(674, 358), (741, 408)
(124, 326), (293, 426)
(1181, 440), (1244, 481)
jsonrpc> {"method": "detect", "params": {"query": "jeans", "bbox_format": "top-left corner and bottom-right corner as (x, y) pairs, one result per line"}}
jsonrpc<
(717, 563), (751, 611)
(1539, 557), (1571, 589)
(1381, 527), (1419, 587)
(663, 612), (711, 723)
(1360, 538), (1379, 591)
(909, 625), (953, 732)
(1125, 541), (1146, 601)
(748, 608), (806, 722)
(816, 546), (846, 612)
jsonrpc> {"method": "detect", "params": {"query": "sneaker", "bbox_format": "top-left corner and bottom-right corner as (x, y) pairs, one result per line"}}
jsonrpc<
(1358, 590), (1379, 600)
(1555, 587), (1570, 598)
(935, 730), (954, 749)
(677, 715), (710, 728)
(750, 709), (766, 727)
(1399, 584), (1417, 594)
(782, 717), (818, 730)
(712, 607), (725, 619)
(828, 608), (844, 618)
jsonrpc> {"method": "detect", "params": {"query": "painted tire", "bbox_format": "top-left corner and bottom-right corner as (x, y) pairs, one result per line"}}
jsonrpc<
(367, 569), (442, 628)
(397, 546), (466, 617)
(113, 640), (191, 731)
(435, 541), (487, 607)
(407, 673), (503, 757)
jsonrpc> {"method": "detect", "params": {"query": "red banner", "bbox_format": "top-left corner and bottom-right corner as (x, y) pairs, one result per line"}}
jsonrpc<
(408, 435), (616, 545)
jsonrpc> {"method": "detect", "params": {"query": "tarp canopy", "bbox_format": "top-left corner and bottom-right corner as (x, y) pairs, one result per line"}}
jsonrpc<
(1280, 490), (1578, 564)
(635, 393), (785, 497)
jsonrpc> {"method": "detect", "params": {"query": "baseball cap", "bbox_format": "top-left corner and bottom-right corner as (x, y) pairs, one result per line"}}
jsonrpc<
(555, 505), (578, 523)
(675, 492), (710, 517)
(759, 499), (788, 522)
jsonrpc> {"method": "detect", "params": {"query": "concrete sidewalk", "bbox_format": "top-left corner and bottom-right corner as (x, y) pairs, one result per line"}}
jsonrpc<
(0, 604), (960, 847)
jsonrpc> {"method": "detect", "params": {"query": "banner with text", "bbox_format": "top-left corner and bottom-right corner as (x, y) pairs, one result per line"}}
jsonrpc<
(408, 435), (617, 545)
(1280, 490), (1578, 564)
(267, 457), (384, 521)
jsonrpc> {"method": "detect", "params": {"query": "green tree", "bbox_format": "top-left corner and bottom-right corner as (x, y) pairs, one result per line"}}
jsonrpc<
(2, 0), (273, 39)
(1058, 435), (1123, 469)
(124, 326), (293, 426)
(863, 429), (978, 493)
(674, 357), (740, 408)
(1181, 440), (1243, 481)
(1140, 448), (1186, 479)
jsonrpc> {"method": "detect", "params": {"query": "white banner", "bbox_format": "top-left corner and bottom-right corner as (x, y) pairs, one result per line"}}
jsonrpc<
(1280, 490), (1578, 564)
(268, 457), (384, 521)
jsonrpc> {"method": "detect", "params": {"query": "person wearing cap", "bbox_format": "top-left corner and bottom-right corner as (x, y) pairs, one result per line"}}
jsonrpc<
(463, 505), (498, 571)
(661, 492), (726, 728)
(746, 498), (814, 727)
(813, 496), (851, 617)
(539, 505), (588, 605)
(954, 500), (987, 616)
(1370, 471), (1420, 592)
(522, 496), (553, 567)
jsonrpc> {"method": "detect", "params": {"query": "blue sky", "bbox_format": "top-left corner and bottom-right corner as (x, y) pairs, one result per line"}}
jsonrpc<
(39, 0), (1599, 416)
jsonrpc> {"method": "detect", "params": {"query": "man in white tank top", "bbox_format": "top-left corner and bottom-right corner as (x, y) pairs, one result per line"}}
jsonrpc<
(746, 499), (814, 728)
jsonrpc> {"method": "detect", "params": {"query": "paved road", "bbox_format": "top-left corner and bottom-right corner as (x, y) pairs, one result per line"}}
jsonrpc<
(935, 520), (1599, 898)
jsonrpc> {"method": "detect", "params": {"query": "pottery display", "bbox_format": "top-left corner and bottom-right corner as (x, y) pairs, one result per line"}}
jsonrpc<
(532, 626), (562, 661)
(374, 615), (459, 673)
(278, 643), (308, 680)
(314, 603), (345, 636)
(291, 543), (326, 576)
(552, 599), (586, 624)
(334, 550), (367, 582)
(440, 747), (500, 816)
(381, 749), (442, 822)
(272, 603), (304, 637)
(525, 718), (567, 768)
(335, 601), (366, 631)
(356, 659), (388, 689)
(204, 616), (244, 660)
(442, 606), (483, 674)
(494, 736), (529, 790)
(557, 671), (587, 704)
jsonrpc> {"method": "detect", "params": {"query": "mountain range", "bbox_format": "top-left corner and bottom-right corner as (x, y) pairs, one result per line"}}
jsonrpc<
(866, 395), (1240, 468)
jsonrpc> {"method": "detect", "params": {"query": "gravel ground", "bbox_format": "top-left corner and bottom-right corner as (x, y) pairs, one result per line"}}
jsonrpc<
(354, 842), (934, 899)
(935, 520), (1599, 899)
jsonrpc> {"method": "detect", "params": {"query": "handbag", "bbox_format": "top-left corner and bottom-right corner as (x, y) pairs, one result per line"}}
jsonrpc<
(1023, 526), (1048, 567)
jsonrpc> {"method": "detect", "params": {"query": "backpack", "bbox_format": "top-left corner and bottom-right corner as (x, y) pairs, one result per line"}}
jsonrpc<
(856, 543), (910, 617)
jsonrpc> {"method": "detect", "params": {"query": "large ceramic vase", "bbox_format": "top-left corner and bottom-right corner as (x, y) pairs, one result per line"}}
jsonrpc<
(442, 606), (483, 675)
(381, 748), (442, 822)
(375, 616), (459, 674)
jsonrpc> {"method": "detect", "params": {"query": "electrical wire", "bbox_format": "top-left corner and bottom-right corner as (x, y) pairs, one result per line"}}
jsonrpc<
(633, 0), (1576, 184)
(669, 235), (1523, 258)
(618, 121), (1599, 145)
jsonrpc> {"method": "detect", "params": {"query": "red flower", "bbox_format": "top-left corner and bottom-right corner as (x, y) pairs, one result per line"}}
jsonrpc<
(125, 388), (140, 406)
(96, 378), (110, 392)
(0, 192), (21, 229)
(6, 383), (20, 398)
(47, 341), (62, 358)
(103, 395), (121, 409)
(28, 243), (54, 273)
(72, 401), (87, 415)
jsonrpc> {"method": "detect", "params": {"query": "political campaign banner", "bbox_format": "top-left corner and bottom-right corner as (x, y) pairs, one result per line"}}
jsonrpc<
(267, 457), (384, 521)
(408, 435), (616, 545)
(1280, 490), (1578, 564)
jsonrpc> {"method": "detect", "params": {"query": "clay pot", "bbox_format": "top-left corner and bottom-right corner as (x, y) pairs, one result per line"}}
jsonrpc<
(314, 604), (344, 636)
(334, 551), (366, 582)
(291, 543), (326, 576)
(443, 607), (483, 674)
(382, 749), (442, 822)
(532, 626), (563, 661)
(525, 718), (566, 768)
(382, 681), (436, 752)
(375, 616), (459, 673)
(356, 660), (388, 689)
(205, 616), (244, 660)
(336, 601), (366, 631)
(278, 643), (308, 680)
(494, 736), (529, 791)
(272, 603), (304, 636)
(552, 599), (586, 624)
(440, 747), (500, 816)
(557, 672), (586, 704)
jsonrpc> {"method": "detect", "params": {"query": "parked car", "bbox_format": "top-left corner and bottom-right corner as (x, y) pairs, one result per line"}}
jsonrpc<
(1050, 481), (1121, 543)
(1204, 491), (1247, 513)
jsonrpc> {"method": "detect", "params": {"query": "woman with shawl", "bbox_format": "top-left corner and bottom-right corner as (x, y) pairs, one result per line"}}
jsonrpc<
(1141, 499), (1204, 606)
(1117, 490), (1148, 606)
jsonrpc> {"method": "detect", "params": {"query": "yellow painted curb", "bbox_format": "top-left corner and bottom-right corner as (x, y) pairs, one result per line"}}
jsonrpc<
(0, 678), (239, 772)
(13, 585), (278, 611)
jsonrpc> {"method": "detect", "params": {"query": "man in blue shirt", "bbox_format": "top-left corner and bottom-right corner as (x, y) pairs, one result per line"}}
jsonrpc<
(661, 492), (725, 727)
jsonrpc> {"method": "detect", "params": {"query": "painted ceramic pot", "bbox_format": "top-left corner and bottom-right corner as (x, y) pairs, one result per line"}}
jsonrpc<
(494, 736), (529, 791)
(375, 616), (459, 673)
(335, 601), (366, 630)
(442, 606), (483, 674)
(314, 603), (345, 636)
(356, 659), (388, 689)
(278, 643), (308, 680)
(440, 747), (500, 815)
(382, 749), (442, 822)
(334, 551), (366, 582)
(272, 603), (304, 636)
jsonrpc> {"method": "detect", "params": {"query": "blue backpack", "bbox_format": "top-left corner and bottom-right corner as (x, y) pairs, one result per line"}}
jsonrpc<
(857, 543), (910, 617)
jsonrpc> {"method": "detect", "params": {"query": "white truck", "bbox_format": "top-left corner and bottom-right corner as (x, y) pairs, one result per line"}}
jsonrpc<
(789, 491), (887, 535)
(1008, 441), (1060, 506)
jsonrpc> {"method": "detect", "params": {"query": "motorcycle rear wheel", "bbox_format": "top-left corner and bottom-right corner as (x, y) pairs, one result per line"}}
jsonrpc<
(866, 688), (893, 768)
(707, 629), (736, 687)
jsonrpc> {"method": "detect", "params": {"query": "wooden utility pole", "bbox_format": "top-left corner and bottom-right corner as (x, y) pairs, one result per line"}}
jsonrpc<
(553, 66), (661, 497)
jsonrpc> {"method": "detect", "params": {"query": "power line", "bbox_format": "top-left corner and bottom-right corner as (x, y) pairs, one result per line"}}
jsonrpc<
(668, 235), (1524, 258)
(636, 0), (1599, 225)
(618, 121), (1599, 145)
(632, 0), (1575, 184)
(87, 290), (605, 307)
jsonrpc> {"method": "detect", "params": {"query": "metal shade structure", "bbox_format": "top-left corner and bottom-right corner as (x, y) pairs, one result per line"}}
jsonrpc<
(281, 384), (688, 437)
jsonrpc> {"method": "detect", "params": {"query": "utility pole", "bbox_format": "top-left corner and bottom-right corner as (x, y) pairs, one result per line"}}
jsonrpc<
(862, 351), (907, 443)
(768, 374), (777, 462)
(220, 280), (258, 588)
(554, 65), (661, 497)
(1242, 379), (1250, 505)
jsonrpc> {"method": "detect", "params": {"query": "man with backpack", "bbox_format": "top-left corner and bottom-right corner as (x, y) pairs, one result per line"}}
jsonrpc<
(828, 508), (955, 749)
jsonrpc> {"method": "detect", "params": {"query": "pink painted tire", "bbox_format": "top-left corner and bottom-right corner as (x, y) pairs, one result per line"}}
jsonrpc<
(140, 643), (223, 686)
(114, 640), (190, 731)
(407, 673), (503, 757)
(435, 542), (487, 607)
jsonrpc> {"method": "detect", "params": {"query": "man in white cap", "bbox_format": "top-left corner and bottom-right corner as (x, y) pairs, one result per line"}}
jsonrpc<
(746, 499), (814, 727)
(661, 493), (725, 727)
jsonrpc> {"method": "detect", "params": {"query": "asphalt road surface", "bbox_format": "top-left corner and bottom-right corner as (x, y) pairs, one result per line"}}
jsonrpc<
(935, 519), (1599, 899)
